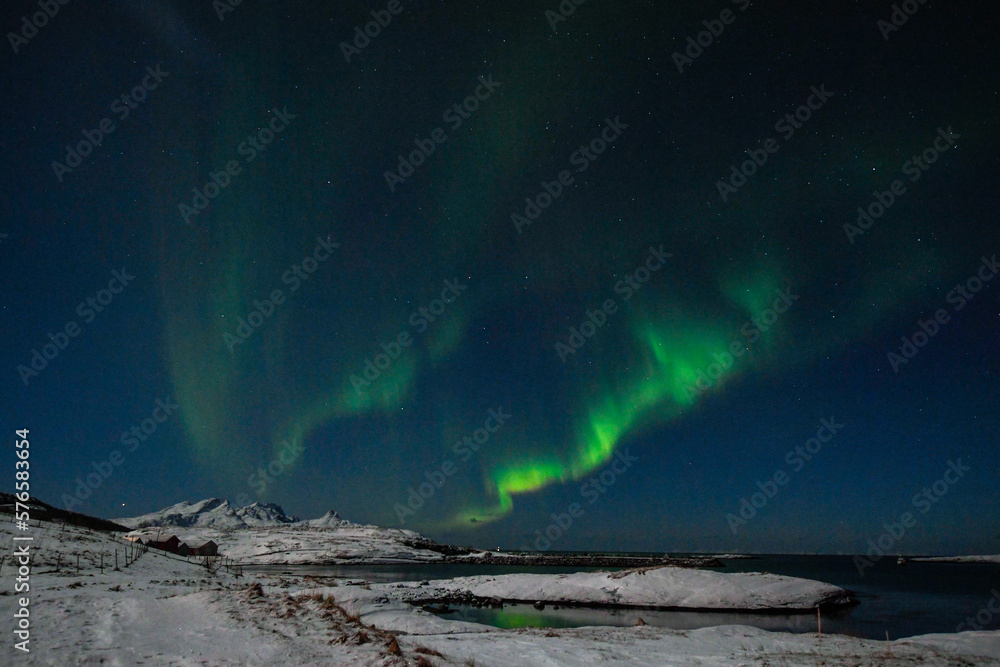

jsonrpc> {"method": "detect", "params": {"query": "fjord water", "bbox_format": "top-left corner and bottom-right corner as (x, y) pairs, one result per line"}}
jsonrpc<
(714, 554), (1000, 639)
(441, 555), (999, 640)
(447, 555), (1000, 640)
(252, 554), (999, 639)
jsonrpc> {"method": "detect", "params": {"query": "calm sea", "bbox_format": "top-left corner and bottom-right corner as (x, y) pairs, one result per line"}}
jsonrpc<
(247, 554), (999, 640)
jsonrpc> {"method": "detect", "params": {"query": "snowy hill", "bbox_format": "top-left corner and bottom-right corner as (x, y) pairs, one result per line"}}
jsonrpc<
(303, 509), (348, 528)
(116, 498), (300, 530)
(115, 498), (462, 564)
(236, 501), (301, 526)
(387, 567), (856, 612)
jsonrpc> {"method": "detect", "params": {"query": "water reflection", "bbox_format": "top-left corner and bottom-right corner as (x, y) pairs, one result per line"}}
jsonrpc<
(437, 602), (837, 634)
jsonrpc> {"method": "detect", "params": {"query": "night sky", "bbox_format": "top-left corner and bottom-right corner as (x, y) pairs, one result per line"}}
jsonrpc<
(3, 0), (998, 555)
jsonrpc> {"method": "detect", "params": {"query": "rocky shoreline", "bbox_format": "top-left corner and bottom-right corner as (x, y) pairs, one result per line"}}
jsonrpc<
(406, 590), (858, 615)
(450, 553), (724, 569)
(289, 553), (725, 569)
(397, 539), (724, 569)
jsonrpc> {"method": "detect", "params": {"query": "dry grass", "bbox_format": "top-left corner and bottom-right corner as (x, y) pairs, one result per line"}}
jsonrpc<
(243, 582), (265, 599)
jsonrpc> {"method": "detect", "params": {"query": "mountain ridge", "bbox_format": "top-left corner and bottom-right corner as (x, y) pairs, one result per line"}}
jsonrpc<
(114, 498), (352, 531)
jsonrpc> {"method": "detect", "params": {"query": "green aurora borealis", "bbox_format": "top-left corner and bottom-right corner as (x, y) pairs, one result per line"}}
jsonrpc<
(155, 7), (988, 541)
(8, 0), (998, 555)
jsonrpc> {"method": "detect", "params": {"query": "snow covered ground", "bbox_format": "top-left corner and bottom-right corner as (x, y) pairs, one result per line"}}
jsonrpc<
(4, 517), (1000, 665)
(911, 554), (1000, 564)
(378, 567), (854, 611)
(398, 625), (1000, 667)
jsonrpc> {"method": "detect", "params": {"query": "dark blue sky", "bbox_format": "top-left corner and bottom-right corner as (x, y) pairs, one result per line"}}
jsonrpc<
(2, 0), (998, 555)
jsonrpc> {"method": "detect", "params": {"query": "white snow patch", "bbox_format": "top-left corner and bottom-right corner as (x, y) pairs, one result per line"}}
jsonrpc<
(382, 566), (853, 611)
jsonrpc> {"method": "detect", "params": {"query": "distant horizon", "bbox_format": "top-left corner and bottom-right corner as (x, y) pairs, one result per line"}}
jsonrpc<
(95, 493), (995, 559)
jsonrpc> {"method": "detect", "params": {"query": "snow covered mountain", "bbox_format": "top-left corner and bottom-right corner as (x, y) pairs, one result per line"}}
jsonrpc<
(116, 498), (301, 530)
(113, 498), (462, 564)
(236, 501), (301, 527)
(303, 509), (348, 528)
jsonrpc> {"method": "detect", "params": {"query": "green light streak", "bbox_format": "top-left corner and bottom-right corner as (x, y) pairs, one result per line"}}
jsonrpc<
(452, 270), (784, 528)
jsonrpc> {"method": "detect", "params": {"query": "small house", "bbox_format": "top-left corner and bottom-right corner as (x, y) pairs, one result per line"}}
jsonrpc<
(188, 540), (219, 557)
(146, 535), (187, 555)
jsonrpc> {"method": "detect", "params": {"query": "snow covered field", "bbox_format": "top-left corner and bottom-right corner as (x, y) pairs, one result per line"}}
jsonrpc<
(3, 517), (1000, 665)
(379, 567), (855, 611)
